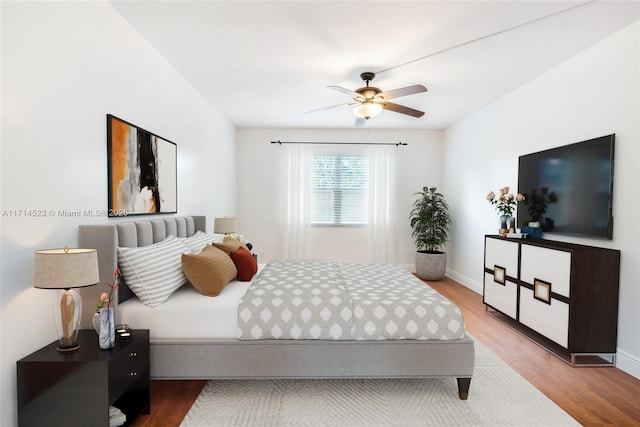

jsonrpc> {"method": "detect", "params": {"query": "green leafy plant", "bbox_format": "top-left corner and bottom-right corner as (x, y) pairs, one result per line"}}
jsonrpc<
(409, 187), (451, 252)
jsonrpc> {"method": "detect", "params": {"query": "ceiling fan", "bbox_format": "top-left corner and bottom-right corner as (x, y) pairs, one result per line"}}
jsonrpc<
(308, 72), (427, 123)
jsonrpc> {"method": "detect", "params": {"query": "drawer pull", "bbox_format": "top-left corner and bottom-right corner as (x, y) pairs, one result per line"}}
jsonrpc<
(534, 278), (552, 304)
(493, 265), (506, 285)
(129, 372), (138, 377)
(129, 352), (137, 357)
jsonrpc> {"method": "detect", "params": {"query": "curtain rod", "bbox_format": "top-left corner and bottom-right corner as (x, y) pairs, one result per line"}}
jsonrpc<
(271, 140), (407, 147)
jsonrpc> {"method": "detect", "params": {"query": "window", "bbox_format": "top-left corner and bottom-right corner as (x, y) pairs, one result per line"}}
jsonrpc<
(310, 155), (369, 225)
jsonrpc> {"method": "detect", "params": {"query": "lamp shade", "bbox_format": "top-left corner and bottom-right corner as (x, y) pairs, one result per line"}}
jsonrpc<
(34, 248), (99, 290)
(214, 217), (237, 235)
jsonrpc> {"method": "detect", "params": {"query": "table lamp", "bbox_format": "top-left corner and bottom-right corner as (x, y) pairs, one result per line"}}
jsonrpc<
(34, 247), (99, 352)
(214, 216), (237, 237)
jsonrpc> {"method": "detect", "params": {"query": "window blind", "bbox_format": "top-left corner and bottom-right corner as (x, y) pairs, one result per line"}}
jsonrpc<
(310, 155), (369, 225)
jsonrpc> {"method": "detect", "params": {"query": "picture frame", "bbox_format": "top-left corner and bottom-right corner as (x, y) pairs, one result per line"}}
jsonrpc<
(534, 278), (552, 304)
(493, 265), (506, 285)
(107, 114), (177, 217)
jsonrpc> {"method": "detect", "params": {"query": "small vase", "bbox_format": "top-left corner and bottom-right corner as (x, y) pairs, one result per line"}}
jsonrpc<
(509, 216), (517, 233)
(99, 307), (115, 350)
(499, 214), (511, 234)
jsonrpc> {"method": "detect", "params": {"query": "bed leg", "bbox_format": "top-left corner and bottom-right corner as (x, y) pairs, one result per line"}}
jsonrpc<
(457, 377), (471, 400)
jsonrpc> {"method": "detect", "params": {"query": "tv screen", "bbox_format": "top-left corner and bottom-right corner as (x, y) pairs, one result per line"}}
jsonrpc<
(517, 134), (615, 239)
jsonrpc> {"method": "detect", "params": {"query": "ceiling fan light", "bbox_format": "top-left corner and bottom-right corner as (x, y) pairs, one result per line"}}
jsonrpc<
(353, 102), (383, 120)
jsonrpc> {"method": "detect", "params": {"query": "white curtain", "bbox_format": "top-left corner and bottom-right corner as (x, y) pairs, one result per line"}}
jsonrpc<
(283, 143), (396, 263)
(283, 144), (311, 259)
(367, 145), (396, 264)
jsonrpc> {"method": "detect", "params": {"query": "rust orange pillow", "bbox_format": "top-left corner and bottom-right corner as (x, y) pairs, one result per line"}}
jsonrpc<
(228, 246), (258, 281)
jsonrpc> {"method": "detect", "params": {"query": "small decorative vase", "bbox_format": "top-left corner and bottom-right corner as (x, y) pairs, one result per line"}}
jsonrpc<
(509, 216), (517, 233)
(499, 214), (511, 234)
(92, 312), (100, 334)
(98, 307), (115, 350)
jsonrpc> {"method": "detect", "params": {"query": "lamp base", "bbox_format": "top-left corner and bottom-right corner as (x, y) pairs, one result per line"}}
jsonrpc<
(56, 344), (80, 353)
(53, 289), (82, 353)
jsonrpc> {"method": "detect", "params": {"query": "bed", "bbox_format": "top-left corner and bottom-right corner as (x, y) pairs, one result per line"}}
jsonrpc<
(79, 216), (474, 399)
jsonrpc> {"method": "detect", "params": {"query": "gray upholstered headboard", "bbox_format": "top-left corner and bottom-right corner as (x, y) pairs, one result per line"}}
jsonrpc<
(78, 216), (206, 328)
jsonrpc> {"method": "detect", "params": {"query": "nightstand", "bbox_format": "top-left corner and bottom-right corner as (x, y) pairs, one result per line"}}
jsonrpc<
(17, 329), (150, 427)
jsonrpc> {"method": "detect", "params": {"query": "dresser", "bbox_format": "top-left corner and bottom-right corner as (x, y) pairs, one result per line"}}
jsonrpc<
(483, 236), (620, 366)
(17, 329), (149, 427)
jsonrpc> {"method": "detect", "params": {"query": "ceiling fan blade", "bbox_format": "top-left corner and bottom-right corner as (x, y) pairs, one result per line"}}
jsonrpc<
(378, 84), (427, 100)
(382, 102), (425, 118)
(354, 117), (366, 127)
(306, 102), (355, 114)
(327, 85), (360, 98)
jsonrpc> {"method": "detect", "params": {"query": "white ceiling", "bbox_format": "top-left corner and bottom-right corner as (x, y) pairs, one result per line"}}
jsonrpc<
(111, 1), (639, 130)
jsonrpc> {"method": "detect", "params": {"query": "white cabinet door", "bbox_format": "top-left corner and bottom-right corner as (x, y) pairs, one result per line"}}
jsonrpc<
(485, 238), (518, 279)
(521, 245), (571, 298)
(519, 288), (569, 348)
(484, 273), (518, 319)
(484, 238), (519, 319)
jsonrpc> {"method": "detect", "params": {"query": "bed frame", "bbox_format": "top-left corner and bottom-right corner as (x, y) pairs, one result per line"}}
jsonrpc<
(79, 216), (474, 399)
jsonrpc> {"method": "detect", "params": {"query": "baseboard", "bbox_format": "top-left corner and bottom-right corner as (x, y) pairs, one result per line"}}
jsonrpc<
(403, 265), (483, 296)
(445, 268), (483, 295)
(400, 263), (415, 273)
(616, 348), (640, 380)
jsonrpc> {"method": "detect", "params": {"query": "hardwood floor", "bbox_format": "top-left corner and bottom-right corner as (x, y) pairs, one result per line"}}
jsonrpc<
(130, 277), (640, 427)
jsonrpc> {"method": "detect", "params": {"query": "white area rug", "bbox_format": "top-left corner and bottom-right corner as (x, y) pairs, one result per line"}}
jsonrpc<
(180, 338), (580, 426)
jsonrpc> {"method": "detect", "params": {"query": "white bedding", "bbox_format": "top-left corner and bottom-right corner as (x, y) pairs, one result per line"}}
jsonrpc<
(118, 278), (252, 340)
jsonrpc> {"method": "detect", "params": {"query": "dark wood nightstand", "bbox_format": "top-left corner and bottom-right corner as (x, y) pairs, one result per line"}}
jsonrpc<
(17, 329), (150, 427)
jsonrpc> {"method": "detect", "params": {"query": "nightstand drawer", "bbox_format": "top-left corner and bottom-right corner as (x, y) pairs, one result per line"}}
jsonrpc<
(108, 339), (149, 402)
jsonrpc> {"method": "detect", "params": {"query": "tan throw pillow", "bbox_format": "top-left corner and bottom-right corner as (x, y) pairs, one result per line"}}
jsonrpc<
(213, 238), (247, 255)
(181, 245), (237, 296)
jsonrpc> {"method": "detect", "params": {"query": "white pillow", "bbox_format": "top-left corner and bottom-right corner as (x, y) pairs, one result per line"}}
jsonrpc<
(180, 231), (215, 254)
(117, 235), (190, 307)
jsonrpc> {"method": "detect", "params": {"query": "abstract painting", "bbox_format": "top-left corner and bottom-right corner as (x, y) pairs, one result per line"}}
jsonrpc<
(107, 114), (177, 216)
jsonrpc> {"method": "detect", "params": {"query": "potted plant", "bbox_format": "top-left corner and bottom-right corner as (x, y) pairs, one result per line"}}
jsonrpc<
(409, 187), (451, 281)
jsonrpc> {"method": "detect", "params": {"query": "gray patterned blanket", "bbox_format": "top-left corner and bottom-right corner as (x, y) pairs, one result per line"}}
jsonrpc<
(238, 259), (466, 341)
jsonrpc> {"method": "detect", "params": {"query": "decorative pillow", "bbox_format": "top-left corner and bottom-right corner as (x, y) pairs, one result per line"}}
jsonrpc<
(182, 245), (237, 296)
(117, 235), (190, 307)
(180, 230), (215, 254)
(213, 239), (246, 255)
(229, 246), (258, 281)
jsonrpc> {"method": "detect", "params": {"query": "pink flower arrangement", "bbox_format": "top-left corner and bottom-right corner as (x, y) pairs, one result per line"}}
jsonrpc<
(96, 268), (121, 312)
(487, 186), (525, 216)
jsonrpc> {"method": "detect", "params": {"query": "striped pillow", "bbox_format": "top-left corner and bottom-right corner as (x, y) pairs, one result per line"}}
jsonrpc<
(180, 230), (215, 254)
(117, 235), (190, 307)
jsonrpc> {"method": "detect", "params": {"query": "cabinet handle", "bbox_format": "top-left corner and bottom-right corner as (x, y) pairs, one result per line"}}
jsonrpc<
(129, 372), (138, 377)
(129, 352), (137, 357)
(533, 278), (552, 304)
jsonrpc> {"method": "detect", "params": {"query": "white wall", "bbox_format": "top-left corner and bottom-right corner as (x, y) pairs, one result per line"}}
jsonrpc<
(0, 2), (236, 425)
(442, 22), (640, 378)
(236, 128), (444, 267)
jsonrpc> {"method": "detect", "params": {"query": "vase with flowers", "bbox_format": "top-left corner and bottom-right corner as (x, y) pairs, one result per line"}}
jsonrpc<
(486, 186), (525, 235)
(94, 268), (121, 349)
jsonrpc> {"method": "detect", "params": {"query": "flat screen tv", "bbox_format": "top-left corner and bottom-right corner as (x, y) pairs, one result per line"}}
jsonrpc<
(517, 134), (615, 239)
